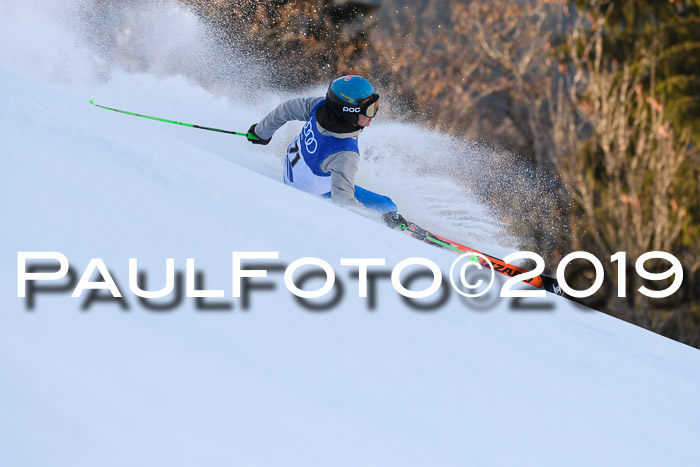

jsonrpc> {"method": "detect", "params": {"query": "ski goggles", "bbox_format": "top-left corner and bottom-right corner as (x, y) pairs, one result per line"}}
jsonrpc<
(359, 94), (380, 118)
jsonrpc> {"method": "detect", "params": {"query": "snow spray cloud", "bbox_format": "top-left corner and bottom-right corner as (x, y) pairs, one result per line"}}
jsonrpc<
(358, 119), (574, 262)
(0, 0), (100, 86)
(0, 0), (267, 100)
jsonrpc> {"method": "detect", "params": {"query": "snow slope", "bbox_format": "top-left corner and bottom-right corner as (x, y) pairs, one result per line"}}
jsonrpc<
(2, 2), (700, 466)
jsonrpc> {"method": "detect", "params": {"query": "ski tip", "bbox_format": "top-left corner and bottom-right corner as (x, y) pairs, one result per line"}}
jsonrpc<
(89, 99), (94, 105)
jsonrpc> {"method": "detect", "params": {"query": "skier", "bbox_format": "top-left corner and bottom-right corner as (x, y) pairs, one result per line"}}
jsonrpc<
(246, 75), (406, 228)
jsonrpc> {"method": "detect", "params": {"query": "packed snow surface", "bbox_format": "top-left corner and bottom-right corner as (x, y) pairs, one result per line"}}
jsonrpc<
(1, 1), (699, 466)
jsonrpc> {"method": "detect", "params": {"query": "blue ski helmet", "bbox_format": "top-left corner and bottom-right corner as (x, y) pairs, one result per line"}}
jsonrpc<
(326, 75), (380, 126)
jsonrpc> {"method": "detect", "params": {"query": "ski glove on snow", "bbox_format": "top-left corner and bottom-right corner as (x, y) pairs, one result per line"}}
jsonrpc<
(247, 124), (271, 145)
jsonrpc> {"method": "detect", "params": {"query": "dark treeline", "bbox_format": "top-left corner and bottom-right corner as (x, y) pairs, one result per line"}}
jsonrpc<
(178, 0), (700, 347)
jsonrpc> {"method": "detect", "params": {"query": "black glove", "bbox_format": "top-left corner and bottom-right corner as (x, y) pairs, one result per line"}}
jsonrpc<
(247, 124), (271, 145)
(383, 211), (408, 229)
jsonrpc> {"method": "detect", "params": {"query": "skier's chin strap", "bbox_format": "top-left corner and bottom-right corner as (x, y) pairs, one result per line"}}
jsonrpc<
(316, 104), (361, 133)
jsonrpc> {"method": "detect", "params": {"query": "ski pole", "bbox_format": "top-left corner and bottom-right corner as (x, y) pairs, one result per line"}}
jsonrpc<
(88, 100), (260, 139)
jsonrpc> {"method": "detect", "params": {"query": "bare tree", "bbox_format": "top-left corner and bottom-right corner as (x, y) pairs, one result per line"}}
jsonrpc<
(550, 2), (697, 334)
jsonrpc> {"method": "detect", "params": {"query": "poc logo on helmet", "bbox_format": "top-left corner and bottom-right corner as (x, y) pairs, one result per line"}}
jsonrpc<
(343, 106), (361, 113)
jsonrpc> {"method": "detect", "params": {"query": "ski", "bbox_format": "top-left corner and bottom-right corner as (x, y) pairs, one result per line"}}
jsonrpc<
(398, 219), (563, 296)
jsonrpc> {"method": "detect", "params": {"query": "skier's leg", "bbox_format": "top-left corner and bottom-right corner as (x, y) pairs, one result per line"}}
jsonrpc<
(353, 186), (397, 213)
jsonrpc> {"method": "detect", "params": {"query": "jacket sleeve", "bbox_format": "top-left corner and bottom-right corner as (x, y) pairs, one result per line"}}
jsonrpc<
(320, 150), (364, 208)
(254, 96), (324, 140)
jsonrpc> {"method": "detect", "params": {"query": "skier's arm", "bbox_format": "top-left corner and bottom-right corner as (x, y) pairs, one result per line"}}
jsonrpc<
(254, 96), (324, 140)
(321, 151), (364, 208)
